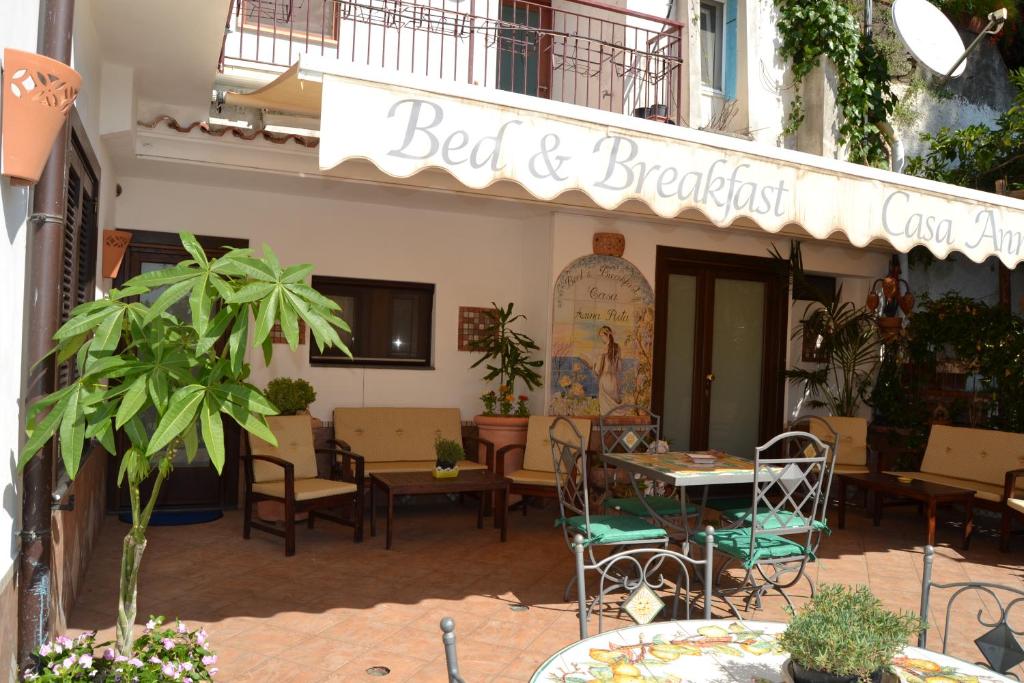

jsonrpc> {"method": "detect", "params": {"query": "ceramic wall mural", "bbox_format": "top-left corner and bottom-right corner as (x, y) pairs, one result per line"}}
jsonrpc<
(550, 254), (655, 417)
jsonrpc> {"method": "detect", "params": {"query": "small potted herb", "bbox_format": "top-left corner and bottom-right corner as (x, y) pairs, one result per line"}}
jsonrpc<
(780, 584), (923, 683)
(266, 377), (317, 423)
(434, 436), (464, 479)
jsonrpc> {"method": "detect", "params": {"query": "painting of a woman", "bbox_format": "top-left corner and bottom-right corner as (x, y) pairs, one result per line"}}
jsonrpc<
(593, 325), (622, 413)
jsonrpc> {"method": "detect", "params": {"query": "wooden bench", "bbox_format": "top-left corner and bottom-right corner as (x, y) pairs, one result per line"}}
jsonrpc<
(884, 424), (1024, 550)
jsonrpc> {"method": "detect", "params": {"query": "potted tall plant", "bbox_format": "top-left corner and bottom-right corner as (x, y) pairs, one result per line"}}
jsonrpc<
(469, 302), (543, 460)
(19, 233), (350, 662)
(780, 584), (923, 683)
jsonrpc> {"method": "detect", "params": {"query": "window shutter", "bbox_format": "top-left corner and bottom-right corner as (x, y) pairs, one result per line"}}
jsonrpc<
(724, 0), (739, 100)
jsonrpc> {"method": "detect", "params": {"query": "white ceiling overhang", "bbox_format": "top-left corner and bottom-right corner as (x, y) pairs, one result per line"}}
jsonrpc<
(231, 54), (1024, 267)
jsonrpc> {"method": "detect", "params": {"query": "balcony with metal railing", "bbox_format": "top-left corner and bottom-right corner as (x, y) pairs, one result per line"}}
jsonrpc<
(220, 0), (687, 125)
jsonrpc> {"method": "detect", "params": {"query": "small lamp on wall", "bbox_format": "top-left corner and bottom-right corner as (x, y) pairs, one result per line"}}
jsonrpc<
(1, 48), (81, 185)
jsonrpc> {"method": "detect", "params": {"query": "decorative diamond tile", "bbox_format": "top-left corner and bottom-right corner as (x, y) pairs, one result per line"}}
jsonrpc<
(623, 584), (664, 625)
(622, 431), (640, 450)
(975, 622), (1024, 674)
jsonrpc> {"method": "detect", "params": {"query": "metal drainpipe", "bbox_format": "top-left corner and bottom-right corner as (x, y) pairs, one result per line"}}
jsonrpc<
(18, 0), (76, 671)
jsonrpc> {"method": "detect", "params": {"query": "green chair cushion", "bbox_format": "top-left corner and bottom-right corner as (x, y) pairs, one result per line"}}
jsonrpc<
(718, 507), (830, 534)
(605, 495), (697, 517)
(693, 527), (813, 569)
(559, 514), (668, 545)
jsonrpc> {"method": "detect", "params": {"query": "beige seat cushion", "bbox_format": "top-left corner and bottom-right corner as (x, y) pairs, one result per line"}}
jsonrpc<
(884, 471), (1014, 503)
(835, 464), (870, 475)
(333, 407), (463, 463)
(921, 425), (1024, 488)
(362, 459), (487, 475)
(506, 469), (557, 486)
(249, 415), (319, 483)
(522, 415), (592, 473)
(1008, 498), (1024, 515)
(252, 478), (357, 501)
(807, 416), (868, 468)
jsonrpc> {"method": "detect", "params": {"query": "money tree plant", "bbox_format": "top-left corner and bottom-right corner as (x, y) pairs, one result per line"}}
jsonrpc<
(20, 233), (350, 656)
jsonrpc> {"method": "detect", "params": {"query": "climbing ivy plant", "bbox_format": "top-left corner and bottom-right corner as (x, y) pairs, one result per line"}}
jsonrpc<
(776, 0), (899, 167)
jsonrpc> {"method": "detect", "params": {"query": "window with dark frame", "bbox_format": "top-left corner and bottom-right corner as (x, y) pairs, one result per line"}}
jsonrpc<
(310, 276), (435, 368)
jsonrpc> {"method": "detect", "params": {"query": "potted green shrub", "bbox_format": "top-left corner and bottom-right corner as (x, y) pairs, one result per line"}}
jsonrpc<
(266, 377), (317, 419)
(780, 584), (923, 683)
(434, 436), (464, 479)
(469, 302), (543, 463)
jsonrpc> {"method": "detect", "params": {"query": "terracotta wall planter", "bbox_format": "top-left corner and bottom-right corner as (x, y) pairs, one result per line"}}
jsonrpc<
(102, 230), (133, 279)
(2, 48), (81, 185)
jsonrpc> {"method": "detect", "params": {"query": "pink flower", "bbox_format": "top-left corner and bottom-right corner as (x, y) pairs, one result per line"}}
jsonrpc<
(62, 655), (77, 669)
(209, 668), (219, 677)
(162, 662), (177, 678)
(145, 619), (157, 631)
(196, 630), (207, 646)
(38, 643), (52, 657)
(202, 655), (217, 666)
(181, 662), (193, 671)
(177, 622), (188, 634)
(149, 656), (161, 664)
(56, 636), (73, 648)
(127, 658), (143, 667)
(79, 654), (93, 668)
(184, 678), (193, 683)
(102, 648), (115, 661)
(162, 638), (175, 650)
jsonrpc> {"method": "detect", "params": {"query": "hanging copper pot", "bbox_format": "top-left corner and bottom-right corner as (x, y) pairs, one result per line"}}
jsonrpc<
(877, 316), (902, 342)
(881, 276), (898, 300)
(899, 292), (915, 316)
(866, 292), (880, 312)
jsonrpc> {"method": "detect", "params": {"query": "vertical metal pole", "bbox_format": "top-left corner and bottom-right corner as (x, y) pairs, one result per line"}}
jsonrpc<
(18, 0), (75, 671)
(440, 617), (462, 683)
(703, 526), (714, 620)
(574, 534), (588, 639)
(918, 545), (934, 648)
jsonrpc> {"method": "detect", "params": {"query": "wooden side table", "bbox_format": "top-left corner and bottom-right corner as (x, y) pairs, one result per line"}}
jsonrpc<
(837, 472), (975, 548)
(369, 470), (509, 550)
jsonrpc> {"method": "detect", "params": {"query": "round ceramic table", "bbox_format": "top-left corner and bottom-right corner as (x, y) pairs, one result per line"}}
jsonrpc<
(529, 619), (1014, 683)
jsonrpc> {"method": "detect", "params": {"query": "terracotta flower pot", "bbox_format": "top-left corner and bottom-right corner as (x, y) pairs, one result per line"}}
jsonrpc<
(2, 48), (81, 185)
(102, 229), (133, 279)
(474, 415), (529, 469)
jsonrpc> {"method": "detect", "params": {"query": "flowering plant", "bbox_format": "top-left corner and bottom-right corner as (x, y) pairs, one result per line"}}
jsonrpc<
(469, 302), (541, 415)
(514, 395), (529, 417)
(26, 617), (218, 682)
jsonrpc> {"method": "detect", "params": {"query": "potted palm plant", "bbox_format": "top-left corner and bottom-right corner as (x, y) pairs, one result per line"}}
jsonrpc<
(780, 584), (923, 683)
(469, 302), (543, 460)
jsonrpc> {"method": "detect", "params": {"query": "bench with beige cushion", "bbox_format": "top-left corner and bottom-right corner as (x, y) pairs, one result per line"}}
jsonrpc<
(807, 416), (871, 475)
(884, 425), (1024, 550)
(495, 415), (592, 513)
(245, 415), (364, 556)
(1003, 469), (1024, 551)
(332, 407), (491, 477)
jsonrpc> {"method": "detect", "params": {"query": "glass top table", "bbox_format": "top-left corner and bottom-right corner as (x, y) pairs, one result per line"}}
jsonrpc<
(530, 619), (1014, 683)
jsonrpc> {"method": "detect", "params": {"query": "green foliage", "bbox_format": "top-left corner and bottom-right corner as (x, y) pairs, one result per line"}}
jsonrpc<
(905, 294), (1024, 432)
(265, 377), (317, 415)
(434, 436), (464, 468)
(20, 233), (350, 655)
(781, 584), (924, 680)
(469, 302), (543, 407)
(906, 68), (1024, 191)
(776, 0), (899, 167)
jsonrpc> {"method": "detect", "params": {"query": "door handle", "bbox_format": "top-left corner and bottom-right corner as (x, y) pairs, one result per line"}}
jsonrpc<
(706, 373), (715, 382)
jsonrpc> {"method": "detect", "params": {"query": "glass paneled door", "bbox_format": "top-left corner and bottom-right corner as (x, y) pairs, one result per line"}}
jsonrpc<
(108, 231), (249, 512)
(654, 247), (787, 458)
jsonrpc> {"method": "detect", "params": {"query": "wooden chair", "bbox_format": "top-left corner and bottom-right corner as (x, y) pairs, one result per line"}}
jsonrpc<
(494, 415), (591, 514)
(243, 415), (364, 556)
(1001, 468), (1024, 551)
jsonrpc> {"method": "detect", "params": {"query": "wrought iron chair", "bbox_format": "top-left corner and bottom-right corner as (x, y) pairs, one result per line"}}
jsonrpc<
(551, 416), (669, 598)
(439, 617), (466, 683)
(920, 545), (1024, 677)
(714, 416), (838, 547)
(696, 430), (830, 617)
(573, 529), (715, 638)
(597, 404), (697, 521)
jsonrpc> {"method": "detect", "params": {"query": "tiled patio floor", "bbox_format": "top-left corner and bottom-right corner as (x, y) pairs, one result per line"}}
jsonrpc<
(68, 499), (1024, 682)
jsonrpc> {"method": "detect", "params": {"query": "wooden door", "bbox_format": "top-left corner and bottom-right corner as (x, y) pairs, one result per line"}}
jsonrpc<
(652, 246), (788, 457)
(107, 231), (249, 512)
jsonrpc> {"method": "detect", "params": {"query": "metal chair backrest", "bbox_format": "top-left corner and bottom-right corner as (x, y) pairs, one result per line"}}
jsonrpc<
(788, 415), (840, 513)
(919, 545), (1024, 674)
(573, 529), (716, 638)
(550, 416), (593, 544)
(439, 617), (466, 683)
(597, 405), (661, 497)
(750, 431), (830, 557)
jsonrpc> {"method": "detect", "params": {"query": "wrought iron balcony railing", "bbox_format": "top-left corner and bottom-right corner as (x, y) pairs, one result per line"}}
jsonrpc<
(220, 0), (686, 124)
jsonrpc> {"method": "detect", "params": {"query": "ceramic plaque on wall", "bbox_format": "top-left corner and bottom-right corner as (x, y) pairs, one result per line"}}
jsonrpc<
(551, 255), (655, 417)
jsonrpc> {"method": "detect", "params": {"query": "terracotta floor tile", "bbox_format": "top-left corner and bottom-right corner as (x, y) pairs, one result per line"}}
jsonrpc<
(63, 501), (1024, 681)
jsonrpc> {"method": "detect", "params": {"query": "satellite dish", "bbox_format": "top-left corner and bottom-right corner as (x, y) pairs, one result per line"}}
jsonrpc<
(892, 0), (968, 78)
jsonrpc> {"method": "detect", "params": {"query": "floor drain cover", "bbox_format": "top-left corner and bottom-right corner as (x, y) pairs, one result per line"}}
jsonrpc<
(509, 603), (530, 612)
(366, 666), (391, 676)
